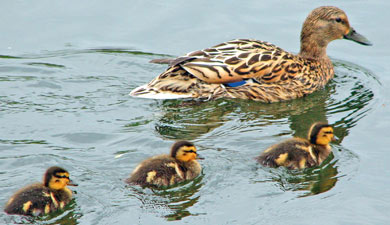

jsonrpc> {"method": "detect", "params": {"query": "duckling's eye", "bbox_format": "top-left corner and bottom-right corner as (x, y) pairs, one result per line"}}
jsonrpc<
(335, 18), (342, 23)
(55, 179), (60, 183)
(184, 150), (196, 154)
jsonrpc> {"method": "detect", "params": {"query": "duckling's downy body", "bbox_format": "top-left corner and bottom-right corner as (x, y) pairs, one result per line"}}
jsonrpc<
(130, 6), (371, 102)
(257, 122), (336, 169)
(4, 166), (77, 216)
(126, 141), (202, 187)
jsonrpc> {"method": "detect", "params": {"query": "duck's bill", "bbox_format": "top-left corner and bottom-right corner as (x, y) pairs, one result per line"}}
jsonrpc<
(68, 179), (78, 186)
(344, 28), (372, 46)
(196, 154), (205, 160)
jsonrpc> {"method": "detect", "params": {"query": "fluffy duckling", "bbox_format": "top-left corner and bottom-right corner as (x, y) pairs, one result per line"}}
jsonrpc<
(256, 122), (336, 169)
(4, 166), (77, 216)
(130, 6), (371, 102)
(126, 141), (202, 187)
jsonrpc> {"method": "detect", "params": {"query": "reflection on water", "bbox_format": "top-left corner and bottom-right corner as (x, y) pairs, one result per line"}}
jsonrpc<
(127, 176), (204, 221)
(262, 155), (338, 197)
(328, 60), (377, 142)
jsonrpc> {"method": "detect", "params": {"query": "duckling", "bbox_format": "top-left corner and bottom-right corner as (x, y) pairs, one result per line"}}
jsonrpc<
(126, 141), (202, 187)
(256, 122), (336, 169)
(130, 6), (371, 102)
(4, 166), (77, 216)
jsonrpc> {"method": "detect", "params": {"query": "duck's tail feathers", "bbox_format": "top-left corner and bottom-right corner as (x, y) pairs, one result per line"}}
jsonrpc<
(129, 84), (192, 99)
(149, 58), (174, 65)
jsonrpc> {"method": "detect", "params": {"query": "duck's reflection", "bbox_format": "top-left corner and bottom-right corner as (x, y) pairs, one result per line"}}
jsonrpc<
(128, 175), (203, 221)
(264, 154), (338, 197)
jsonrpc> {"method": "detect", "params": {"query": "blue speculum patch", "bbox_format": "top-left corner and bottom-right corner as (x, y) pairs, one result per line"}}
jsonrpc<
(224, 80), (246, 87)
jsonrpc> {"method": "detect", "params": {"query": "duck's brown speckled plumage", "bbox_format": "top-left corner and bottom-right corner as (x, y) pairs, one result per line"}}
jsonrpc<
(130, 6), (371, 102)
(256, 122), (336, 169)
(126, 141), (202, 187)
(4, 166), (76, 216)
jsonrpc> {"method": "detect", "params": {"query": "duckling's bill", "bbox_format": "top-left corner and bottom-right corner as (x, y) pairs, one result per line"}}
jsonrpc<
(332, 135), (339, 142)
(67, 179), (78, 186)
(196, 154), (205, 160)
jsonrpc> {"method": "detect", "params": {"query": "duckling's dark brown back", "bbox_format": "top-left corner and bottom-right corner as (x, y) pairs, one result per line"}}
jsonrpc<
(126, 155), (180, 187)
(256, 138), (317, 169)
(4, 184), (51, 216)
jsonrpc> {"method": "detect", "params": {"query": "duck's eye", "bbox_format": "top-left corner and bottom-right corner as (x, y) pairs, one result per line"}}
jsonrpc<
(335, 18), (342, 23)
(55, 179), (60, 183)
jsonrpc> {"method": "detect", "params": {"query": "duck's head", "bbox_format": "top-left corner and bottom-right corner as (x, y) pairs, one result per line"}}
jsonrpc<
(170, 141), (202, 162)
(44, 166), (78, 190)
(300, 6), (371, 58)
(308, 122), (336, 146)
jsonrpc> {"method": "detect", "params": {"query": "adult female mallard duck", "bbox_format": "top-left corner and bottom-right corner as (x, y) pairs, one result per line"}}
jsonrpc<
(126, 141), (202, 187)
(256, 122), (336, 169)
(130, 6), (371, 102)
(4, 166), (77, 216)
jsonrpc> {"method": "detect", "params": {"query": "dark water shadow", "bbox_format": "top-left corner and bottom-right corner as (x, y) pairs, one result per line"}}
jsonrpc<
(126, 175), (204, 221)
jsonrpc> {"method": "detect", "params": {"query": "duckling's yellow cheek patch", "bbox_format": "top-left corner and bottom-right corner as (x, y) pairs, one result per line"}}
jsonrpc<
(176, 146), (198, 162)
(22, 201), (32, 212)
(178, 153), (196, 162)
(275, 153), (289, 166)
(317, 127), (334, 145)
(146, 171), (157, 183)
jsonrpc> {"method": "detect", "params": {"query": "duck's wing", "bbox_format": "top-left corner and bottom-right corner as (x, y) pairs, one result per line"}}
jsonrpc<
(132, 39), (304, 99)
(177, 39), (301, 84)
